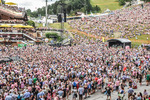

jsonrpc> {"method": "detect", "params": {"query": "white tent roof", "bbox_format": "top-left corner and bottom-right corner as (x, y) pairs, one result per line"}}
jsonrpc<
(105, 9), (111, 12)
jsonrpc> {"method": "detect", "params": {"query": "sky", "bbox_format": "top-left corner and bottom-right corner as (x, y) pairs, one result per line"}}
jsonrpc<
(5, 0), (58, 11)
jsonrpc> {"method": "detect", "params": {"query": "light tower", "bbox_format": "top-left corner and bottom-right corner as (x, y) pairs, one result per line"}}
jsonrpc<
(45, 0), (48, 27)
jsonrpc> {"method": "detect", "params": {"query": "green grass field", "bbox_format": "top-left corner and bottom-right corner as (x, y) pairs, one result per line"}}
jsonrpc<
(36, 23), (72, 30)
(129, 34), (150, 41)
(90, 0), (122, 12)
(49, 23), (73, 30)
(129, 34), (150, 45)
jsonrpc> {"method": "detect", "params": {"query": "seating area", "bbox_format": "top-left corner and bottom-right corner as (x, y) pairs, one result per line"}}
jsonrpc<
(0, 28), (35, 33)
(1, 4), (24, 13)
(0, 20), (25, 24)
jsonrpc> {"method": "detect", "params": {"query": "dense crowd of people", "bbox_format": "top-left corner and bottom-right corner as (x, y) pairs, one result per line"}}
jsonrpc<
(0, 28), (36, 33)
(0, 20), (25, 24)
(0, 32), (149, 100)
(0, 27), (37, 41)
(1, 4), (24, 13)
(69, 3), (150, 39)
(0, 1), (149, 100)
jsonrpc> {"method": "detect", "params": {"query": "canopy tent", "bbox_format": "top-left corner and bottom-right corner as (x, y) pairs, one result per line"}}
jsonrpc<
(104, 9), (111, 13)
(0, 24), (11, 28)
(5, 2), (17, 6)
(13, 24), (24, 28)
(23, 25), (34, 28)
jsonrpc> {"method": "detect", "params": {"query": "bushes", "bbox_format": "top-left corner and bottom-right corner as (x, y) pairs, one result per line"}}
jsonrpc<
(26, 20), (35, 27)
(119, 0), (126, 6)
(45, 32), (62, 41)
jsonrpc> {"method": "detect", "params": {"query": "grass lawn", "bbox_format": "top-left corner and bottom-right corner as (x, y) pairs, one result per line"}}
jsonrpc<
(35, 23), (43, 28)
(131, 42), (143, 48)
(129, 34), (150, 41)
(90, 0), (122, 12)
(49, 23), (73, 30)
(36, 22), (73, 30)
(128, 34), (150, 47)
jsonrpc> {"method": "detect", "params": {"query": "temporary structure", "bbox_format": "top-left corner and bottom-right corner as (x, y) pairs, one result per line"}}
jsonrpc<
(23, 25), (34, 28)
(5, 2), (17, 6)
(0, 24), (11, 27)
(13, 24), (24, 28)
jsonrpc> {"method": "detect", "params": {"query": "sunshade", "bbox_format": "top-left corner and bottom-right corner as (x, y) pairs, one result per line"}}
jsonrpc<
(13, 24), (24, 28)
(5, 2), (17, 5)
(0, 24), (11, 27)
(23, 25), (34, 28)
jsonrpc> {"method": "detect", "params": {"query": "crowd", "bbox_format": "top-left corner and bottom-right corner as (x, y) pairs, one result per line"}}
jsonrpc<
(69, 3), (150, 39)
(0, 32), (149, 100)
(0, 28), (36, 41)
(36, 28), (63, 33)
(0, 1), (150, 100)
(0, 20), (25, 24)
(1, 4), (24, 13)
(0, 28), (35, 33)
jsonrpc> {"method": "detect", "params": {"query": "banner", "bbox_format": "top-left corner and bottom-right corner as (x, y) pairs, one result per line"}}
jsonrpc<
(18, 44), (27, 47)
(0, 0), (1, 4)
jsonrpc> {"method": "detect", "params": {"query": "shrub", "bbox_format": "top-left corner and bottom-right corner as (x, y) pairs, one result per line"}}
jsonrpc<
(26, 20), (35, 27)
(45, 32), (62, 41)
(119, 0), (125, 6)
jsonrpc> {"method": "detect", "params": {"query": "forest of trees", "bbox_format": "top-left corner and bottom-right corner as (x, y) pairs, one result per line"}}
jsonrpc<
(26, 0), (101, 18)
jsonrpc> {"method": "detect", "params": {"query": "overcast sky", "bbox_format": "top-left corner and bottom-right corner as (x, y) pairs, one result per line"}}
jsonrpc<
(5, 0), (58, 11)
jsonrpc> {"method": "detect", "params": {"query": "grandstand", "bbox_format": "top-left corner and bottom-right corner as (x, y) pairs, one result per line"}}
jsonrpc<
(0, 1), (42, 46)
(0, 3), (27, 21)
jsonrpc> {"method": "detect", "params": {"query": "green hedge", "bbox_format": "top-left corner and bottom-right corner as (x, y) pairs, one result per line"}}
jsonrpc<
(26, 20), (35, 27)
(45, 32), (62, 41)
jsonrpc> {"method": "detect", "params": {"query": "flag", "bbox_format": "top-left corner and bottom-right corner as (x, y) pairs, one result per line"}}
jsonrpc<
(102, 37), (105, 43)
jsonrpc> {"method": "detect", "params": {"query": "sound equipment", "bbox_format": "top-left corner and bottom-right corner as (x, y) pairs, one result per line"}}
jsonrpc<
(57, 14), (62, 22)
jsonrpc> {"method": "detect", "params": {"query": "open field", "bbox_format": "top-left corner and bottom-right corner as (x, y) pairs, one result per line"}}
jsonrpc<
(90, 0), (123, 12)
(36, 23), (73, 30)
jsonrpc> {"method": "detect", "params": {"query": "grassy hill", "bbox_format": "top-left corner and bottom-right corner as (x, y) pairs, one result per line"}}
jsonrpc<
(91, 0), (123, 12)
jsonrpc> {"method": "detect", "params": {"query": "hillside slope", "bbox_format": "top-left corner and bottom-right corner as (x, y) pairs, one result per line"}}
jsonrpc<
(91, 0), (122, 12)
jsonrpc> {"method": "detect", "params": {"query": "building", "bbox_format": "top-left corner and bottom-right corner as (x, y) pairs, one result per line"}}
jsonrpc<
(0, 2), (42, 46)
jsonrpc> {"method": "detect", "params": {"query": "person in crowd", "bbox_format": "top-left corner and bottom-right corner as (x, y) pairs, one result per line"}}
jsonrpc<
(78, 85), (84, 100)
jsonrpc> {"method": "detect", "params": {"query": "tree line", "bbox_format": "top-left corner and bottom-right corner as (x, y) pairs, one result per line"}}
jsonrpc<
(26, 0), (101, 18)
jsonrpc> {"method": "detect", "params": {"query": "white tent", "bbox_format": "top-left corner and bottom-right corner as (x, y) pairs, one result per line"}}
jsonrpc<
(81, 13), (85, 18)
(104, 9), (111, 13)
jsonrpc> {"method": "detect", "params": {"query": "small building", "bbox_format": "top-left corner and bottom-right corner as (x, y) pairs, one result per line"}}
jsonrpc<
(107, 38), (131, 48)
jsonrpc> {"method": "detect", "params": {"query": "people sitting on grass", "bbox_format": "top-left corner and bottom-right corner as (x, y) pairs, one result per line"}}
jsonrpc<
(69, 3), (150, 39)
